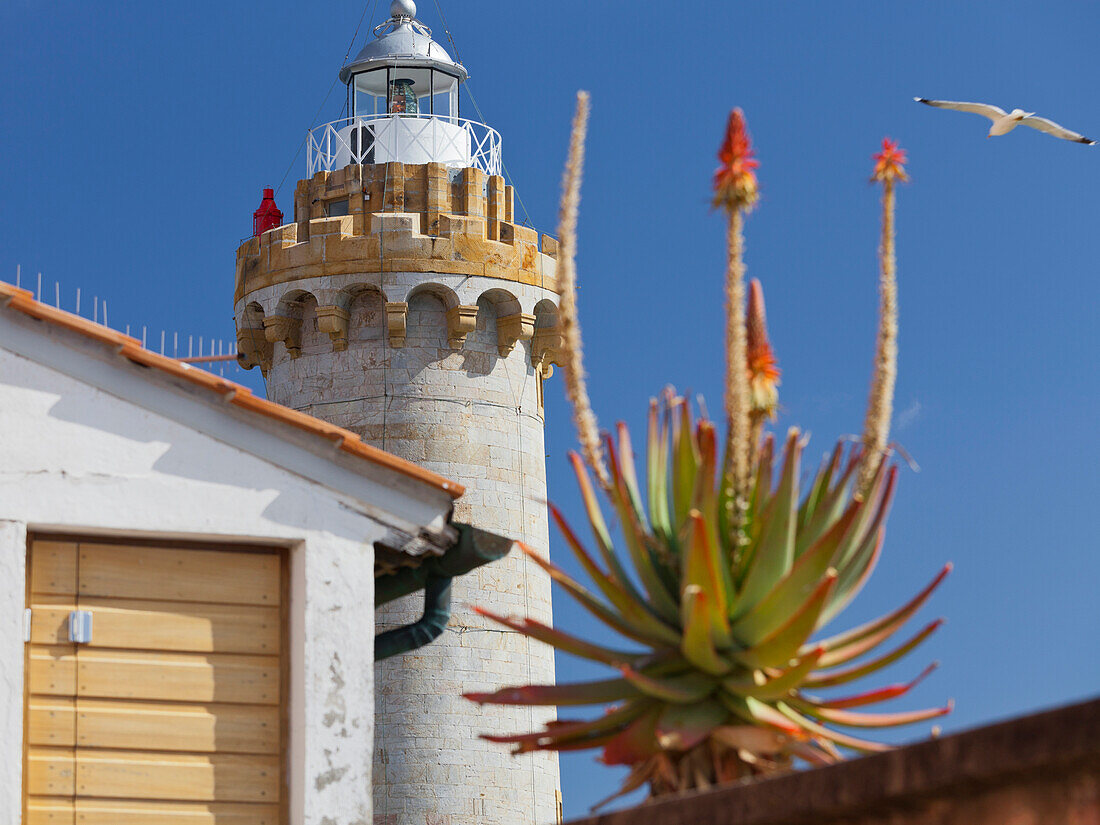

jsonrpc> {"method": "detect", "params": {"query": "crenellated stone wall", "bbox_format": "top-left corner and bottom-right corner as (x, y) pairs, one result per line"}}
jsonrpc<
(235, 164), (564, 825)
(235, 162), (559, 307)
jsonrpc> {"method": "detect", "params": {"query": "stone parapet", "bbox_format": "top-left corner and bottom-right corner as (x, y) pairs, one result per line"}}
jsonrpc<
(236, 164), (558, 306)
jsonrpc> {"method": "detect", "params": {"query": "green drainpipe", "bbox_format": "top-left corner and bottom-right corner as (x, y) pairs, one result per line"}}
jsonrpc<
(374, 522), (514, 661)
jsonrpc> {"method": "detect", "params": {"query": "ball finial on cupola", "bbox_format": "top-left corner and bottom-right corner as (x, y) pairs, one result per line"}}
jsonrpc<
(390, 0), (416, 18)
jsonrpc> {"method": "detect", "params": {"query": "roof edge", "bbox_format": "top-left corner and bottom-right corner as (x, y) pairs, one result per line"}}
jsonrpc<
(0, 281), (464, 499)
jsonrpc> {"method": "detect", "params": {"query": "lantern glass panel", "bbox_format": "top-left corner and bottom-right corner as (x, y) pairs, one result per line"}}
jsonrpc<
(431, 71), (459, 122)
(353, 69), (388, 117)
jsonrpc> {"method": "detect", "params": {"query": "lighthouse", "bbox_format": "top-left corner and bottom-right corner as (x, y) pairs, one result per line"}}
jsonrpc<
(234, 2), (563, 822)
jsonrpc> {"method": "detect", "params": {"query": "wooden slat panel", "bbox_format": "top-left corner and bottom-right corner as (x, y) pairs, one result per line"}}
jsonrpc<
(78, 545), (280, 607)
(28, 696), (76, 747)
(30, 542), (77, 596)
(77, 649), (280, 704)
(76, 750), (280, 804)
(75, 598), (279, 655)
(74, 798), (280, 824)
(24, 796), (74, 825)
(27, 645), (77, 697)
(76, 700), (280, 754)
(26, 748), (75, 796)
(25, 539), (286, 822)
(28, 596), (78, 645)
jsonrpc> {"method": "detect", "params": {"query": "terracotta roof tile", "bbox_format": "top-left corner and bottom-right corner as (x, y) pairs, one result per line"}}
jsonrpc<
(0, 281), (464, 499)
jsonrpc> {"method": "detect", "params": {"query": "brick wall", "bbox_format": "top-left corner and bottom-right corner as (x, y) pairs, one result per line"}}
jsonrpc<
(566, 698), (1100, 825)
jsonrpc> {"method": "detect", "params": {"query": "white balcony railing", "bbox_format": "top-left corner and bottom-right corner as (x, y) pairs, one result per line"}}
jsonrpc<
(307, 114), (503, 177)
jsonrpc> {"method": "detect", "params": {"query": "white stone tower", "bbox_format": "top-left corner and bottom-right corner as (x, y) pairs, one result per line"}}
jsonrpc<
(234, 3), (563, 823)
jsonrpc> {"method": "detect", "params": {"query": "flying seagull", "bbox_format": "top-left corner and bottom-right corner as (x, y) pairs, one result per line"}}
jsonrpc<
(914, 98), (1095, 145)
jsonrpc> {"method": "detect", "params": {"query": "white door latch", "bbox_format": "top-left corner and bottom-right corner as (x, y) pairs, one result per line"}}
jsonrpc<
(68, 610), (93, 644)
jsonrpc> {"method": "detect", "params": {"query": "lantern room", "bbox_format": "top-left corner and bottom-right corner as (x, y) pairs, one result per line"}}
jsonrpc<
(308, 0), (501, 177)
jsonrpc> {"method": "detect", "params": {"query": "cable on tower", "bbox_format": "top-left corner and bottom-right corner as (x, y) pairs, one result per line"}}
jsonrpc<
(432, 0), (537, 230)
(275, 0), (380, 198)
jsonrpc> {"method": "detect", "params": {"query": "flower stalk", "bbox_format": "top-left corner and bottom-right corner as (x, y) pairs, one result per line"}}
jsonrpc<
(859, 139), (907, 493)
(557, 91), (610, 490)
(713, 108), (760, 532)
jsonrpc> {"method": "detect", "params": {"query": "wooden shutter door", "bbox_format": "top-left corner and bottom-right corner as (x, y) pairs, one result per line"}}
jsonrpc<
(24, 538), (286, 824)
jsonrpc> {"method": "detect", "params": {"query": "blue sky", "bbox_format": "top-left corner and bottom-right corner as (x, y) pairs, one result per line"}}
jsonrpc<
(2, 0), (1098, 818)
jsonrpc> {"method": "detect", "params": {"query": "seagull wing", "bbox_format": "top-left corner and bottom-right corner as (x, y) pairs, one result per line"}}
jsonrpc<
(1020, 115), (1096, 145)
(914, 98), (1007, 122)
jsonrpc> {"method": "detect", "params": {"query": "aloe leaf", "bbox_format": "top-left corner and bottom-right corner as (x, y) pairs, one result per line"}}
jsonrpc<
(787, 739), (839, 766)
(730, 646), (825, 701)
(615, 421), (649, 530)
(694, 422), (739, 607)
(692, 420), (720, 525)
(792, 697), (952, 728)
(813, 563), (952, 659)
(655, 400), (675, 543)
(604, 436), (682, 621)
(751, 435), (775, 525)
(620, 665), (717, 704)
(731, 496), (861, 639)
(519, 545), (682, 647)
(683, 511), (733, 644)
(647, 399), (672, 541)
(738, 429), (802, 613)
(833, 457), (891, 573)
(681, 586), (734, 676)
(547, 504), (675, 633)
(818, 466), (899, 628)
(590, 760), (654, 810)
(797, 441), (844, 534)
(795, 445), (862, 557)
(464, 676), (643, 707)
(805, 620), (944, 688)
(473, 606), (643, 666)
(735, 571), (837, 670)
(565, 452), (639, 596)
(656, 698), (728, 751)
(801, 662), (938, 709)
(672, 398), (701, 530)
(775, 702), (893, 753)
(718, 692), (802, 735)
(600, 705), (662, 766)
(820, 528), (884, 629)
(482, 699), (652, 752)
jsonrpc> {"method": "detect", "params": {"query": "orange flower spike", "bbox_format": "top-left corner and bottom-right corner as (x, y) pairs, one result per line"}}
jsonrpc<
(871, 138), (909, 184)
(713, 108), (760, 212)
(746, 279), (780, 421)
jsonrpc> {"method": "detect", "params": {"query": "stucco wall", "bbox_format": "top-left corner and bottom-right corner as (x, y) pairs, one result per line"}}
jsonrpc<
(0, 333), (404, 825)
(244, 269), (562, 824)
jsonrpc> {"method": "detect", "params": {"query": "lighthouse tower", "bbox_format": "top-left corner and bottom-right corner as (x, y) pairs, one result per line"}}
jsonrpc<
(234, 2), (562, 822)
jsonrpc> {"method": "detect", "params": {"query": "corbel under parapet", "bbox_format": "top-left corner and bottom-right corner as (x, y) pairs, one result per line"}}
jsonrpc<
(236, 326), (274, 372)
(446, 305), (479, 350)
(530, 326), (563, 378)
(497, 313), (536, 358)
(386, 302), (409, 348)
(262, 315), (302, 359)
(315, 305), (351, 352)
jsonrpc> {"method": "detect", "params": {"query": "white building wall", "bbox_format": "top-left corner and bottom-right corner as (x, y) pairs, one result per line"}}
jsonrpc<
(0, 333), (418, 825)
(253, 271), (561, 825)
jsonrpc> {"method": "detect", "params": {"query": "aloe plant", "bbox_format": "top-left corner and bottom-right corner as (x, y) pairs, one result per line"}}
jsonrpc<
(464, 100), (950, 806)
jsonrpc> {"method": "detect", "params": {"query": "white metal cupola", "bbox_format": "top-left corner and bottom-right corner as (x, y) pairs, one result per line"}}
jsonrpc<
(308, 0), (501, 176)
